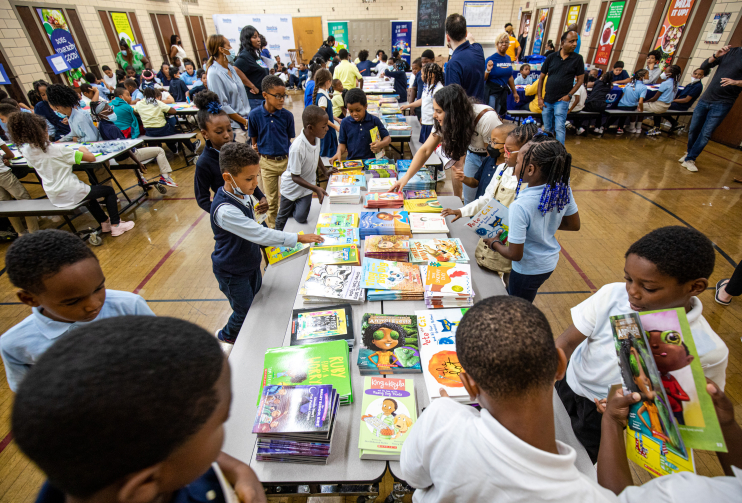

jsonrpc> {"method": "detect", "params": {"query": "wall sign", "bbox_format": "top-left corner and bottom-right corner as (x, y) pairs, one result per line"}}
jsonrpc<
(654, 0), (696, 69)
(391, 21), (413, 64)
(704, 12), (730, 45)
(532, 8), (550, 55)
(110, 12), (135, 47)
(564, 5), (581, 31)
(46, 53), (71, 74)
(0, 64), (10, 86)
(417, 0), (448, 47)
(212, 14), (296, 63)
(594, 1), (625, 66)
(36, 8), (86, 86)
(463, 1), (494, 28)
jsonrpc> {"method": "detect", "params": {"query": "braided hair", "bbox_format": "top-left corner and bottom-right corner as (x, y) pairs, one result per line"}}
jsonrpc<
(516, 133), (573, 215)
(312, 68), (332, 107)
(194, 90), (227, 130)
(142, 87), (158, 105)
(422, 63), (443, 95)
(666, 64), (682, 94)
(630, 69), (648, 88)
(508, 120), (538, 146)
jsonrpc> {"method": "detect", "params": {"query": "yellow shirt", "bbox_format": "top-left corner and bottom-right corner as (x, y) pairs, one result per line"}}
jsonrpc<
(134, 99), (171, 129)
(525, 76), (547, 113)
(331, 93), (344, 119)
(333, 60), (363, 90)
(506, 36), (520, 62)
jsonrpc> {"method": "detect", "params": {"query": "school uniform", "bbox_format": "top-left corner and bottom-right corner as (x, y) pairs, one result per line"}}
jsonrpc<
(462, 105), (502, 205)
(419, 82), (444, 143)
(413, 72), (424, 119)
(618, 467), (742, 503)
(135, 99), (197, 152)
(514, 74), (534, 86)
(445, 40), (486, 103)
(304, 80), (316, 107)
(610, 69), (630, 82)
(472, 156), (498, 200)
(313, 88), (338, 157)
(557, 282), (729, 463)
(33, 101), (70, 141)
(573, 79), (612, 130)
(131, 88), (144, 101)
(276, 130), (320, 231)
(384, 68), (408, 104)
(59, 108), (102, 142)
(181, 70), (198, 85)
(156, 70), (171, 86)
(607, 81), (647, 129)
(0, 290), (154, 392)
(357, 60), (374, 77)
(331, 92), (345, 120)
(667, 80), (703, 130)
(168, 76), (189, 102)
(338, 111), (389, 160)
(644, 77), (677, 114)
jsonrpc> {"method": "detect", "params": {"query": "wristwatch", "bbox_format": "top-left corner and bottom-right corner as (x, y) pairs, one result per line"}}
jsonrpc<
(568, 93), (573, 99)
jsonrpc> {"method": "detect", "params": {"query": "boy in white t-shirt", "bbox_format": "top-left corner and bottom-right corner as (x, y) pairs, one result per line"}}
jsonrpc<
(400, 296), (620, 503)
(555, 226), (729, 463)
(275, 105), (336, 231)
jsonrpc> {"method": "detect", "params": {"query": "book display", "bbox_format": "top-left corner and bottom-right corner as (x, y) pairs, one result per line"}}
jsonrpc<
(364, 192), (404, 209)
(329, 186), (362, 204)
(357, 314), (421, 376)
(362, 258), (424, 301)
(309, 245), (361, 266)
(409, 238), (469, 264)
(368, 178), (397, 193)
(410, 213), (449, 234)
(300, 264), (365, 304)
(316, 213), (359, 229)
(421, 263), (475, 308)
(358, 377), (418, 460)
(315, 227), (360, 247)
(404, 190), (437, 200)
(364, 235), (411, 262)
(266, 232), (310, 265)
(403, 198), (442, 214)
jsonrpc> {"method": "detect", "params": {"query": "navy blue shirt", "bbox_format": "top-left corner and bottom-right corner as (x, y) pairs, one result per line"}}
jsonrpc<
(34, 101), (70, 140)
(610, 69), (630, 82)
(485, 52), (513, 87)
(670, 81), (703, 111)
(338, 111), (390, 160)
(445, 41), (486, 102)
(473, 157), (498, 200)
(385, 69), (409, 101)
(168, 77), (189, 102)
(195, 140), (264, 212)
(415, 72), (424, 100)
(248, 104), (295, 156)
(157, 70), (171, 86)
(357, 60), (374, 76)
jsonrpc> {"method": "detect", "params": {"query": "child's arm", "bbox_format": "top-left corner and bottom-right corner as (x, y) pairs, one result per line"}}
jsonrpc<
(558, 211), (580, 231)
(318, 155), (337, 179)
(77, 147), (97, 163)
(292, 174), (327, 202)
(597, 388), (641, 494)
(442, 168), (505, 221)
(250, 136), (259, 153)
(216, 452), (267, 503)
(18, 103), (33, 112)
(451, 163), (478, 188)
(370, 121), (391, 154)
(401, 99), (422, 110)
(329, 143), (346, 165)
(637, 97), (644, 112)
(488, 236), (523, 261)
(555, 324), (588, 361)
(568, 93), (581, 113)
(214, 203), (324, 247)
(1, 144), (13, 162)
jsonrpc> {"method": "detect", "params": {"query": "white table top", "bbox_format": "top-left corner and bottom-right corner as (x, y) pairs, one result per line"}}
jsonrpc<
(8, 139), (144, 168)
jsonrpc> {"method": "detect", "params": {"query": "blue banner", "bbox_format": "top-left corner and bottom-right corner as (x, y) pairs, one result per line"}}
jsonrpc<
(391, 21), (412, 64)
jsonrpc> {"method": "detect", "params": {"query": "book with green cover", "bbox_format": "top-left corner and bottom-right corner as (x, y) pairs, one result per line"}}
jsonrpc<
(314, 227), (360, 247)
(315, 213), (359, 229)
(309, 245), (361, 266)
(259, 341), (353, 405)
(358, 377), (417, 460)
(357, 313), (420, 375)
(265, 232), (309, 265)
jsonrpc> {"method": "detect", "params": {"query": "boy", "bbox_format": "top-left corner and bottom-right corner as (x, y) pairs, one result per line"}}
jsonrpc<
(408, 58), (422, 106)
(275, 105), (336, 231)
(330, 88), (390, 164)
(188, 69), (209, 101)
(453, 123), (515, 200)
(167, 66), (189, 103)
(375, 53), (389, 76)
(101, 65), (117, 90)
(12, 315), (267, 503)
(211, 143), (322, 343)
(298, 63), (308, 88)
(555, 226), (729, 463)
(514, 64), (534, 86)
(126, 65), (140, 85)
(248, 75), (295, 228)
(124, 78), (143, 104)
(80, 83), (101, 105)
(331, 79), (345, 120)
(85, 72), (110, 99)
(334, 49), (363, 91)
(0, 230), (155, 392)
(610, 61), (631, 84)
(400, 296), (619, 502)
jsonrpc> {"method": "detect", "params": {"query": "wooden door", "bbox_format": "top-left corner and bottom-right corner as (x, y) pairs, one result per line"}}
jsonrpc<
(519, 11), (531, 55)
(185, 15), (208, 64)
(293, 16), (323, 64)
(150, 13), (180, 65)
(710, 19), (742, 147)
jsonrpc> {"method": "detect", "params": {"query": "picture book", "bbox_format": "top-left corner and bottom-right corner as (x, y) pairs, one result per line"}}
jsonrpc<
(466, 198), (509, 242)
(359, 211), (411, 237)
(409, 238), (469, 263)
(315, 213), (359, 229)
(404, 190), (437, 200)
(368, 178), (397, 193)
(309, 245), (361, 266)
(342, 160), (365, 170)
(416, 308), (468, 345)
(300, 265), (365, 304)
(370, 126), (380, 143)
(367, 166), (398, 179)
(424, 262), (473, 296)
(328, 186), (362, 204)
(403, 198), (443, 213)
(329, 174), (367, 189)
(358, 377), (418, 460)
(265, 232), (310, 265)
(361, 259), (423, 291)
(314, 227), (360, 247)
(364, 159), (391, 167)
(364, 235), (411, 257)
(357, 314), (421, 375)
(259, 340), (352, 405)
(290, 304), (355, 347)
(396, 159), (412, 173)
(364, 192), (404, 209)
(253, 384), (337, 437)
(409, 213), (449, 234)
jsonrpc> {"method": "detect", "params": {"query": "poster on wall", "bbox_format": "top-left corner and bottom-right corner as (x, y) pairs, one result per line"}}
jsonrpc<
(110, 13), (135, 48)
(463, 1), (493, 28)
(212, 15), (296, 65)
(704, 12), (731, 44)
(36, 8), (86, 87)
(594, 1), (625, 66)
(328, 21), (349, 52)
(653, 0), (696, 69)
(531, 8), (550, 55)
(564, 5), (581, 31)
(584, 18), (594, 36)
(391, 21), (413, 63)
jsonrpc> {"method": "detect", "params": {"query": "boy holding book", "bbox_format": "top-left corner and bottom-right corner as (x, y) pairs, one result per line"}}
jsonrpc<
(555, 226), (729, 462)
(329, 88), (390, 165)
(211, 143), (323, 344)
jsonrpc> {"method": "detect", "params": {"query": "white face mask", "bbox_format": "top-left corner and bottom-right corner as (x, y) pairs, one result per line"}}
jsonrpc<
(229, 174), (247, 197)
(690, 77), (700, 83)
(660, 72), (668, 79)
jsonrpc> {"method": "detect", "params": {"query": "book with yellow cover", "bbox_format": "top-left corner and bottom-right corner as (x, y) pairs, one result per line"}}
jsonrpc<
(266, 232), (310, 265)
(309, 245), (361, 266)
(403, 198), (443, 213)
(316, 213), (359, 229)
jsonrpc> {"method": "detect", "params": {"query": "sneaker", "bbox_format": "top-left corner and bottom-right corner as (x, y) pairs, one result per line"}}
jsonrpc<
(215, 329), (236, 345)
(616, 128), (624, 135)
(101, 220), (111, 233)
(159, 175), (178, 187)
(646, 127), (661, 136)
(625, 125), (636, 133)
(576, 127), (585, 135)
(110, 220), (135, 237)
(595, 127), (604, 135)
(138, 171), (149, 186)
(678, 152), (687, 162)
(682, 160), (698, 172)
(193, 139), (203, 152)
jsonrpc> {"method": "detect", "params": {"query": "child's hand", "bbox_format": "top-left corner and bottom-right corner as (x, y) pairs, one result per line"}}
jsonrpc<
(329, 166), (339, 174)
(603, 388), (640, 428)
(370, 141), (383, 154)
(594, 398), (607, 414)
(439, 388), (449, 397)
(231, 465), (267, 503)
(483, 237), (499, 250)
(298, 234), (324, 244)
(441, 208), (462, 222)
(706, 379), (735, 427)
(452, 164), (464, 182)
(62, 118), (69, 126)
(78, 146), (92, 156)
(255, 197), (269, 214)
(315, 186), (328, 204)
(329, 153), (340, 165)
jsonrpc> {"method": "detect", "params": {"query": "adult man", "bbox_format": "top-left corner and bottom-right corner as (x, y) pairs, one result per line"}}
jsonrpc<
(333, 49), (363, 90)
(444, 13), (486, 103)
(681, 45), (742, 172)
(504, 23), (521, 62)
(412, 50), (436, 119)
(567, 23), (581, 54)
(537, 30), (584, 144)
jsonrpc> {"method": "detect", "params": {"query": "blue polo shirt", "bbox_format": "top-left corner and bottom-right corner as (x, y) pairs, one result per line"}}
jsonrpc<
(357, 60), (374, 76)
(656, 78), (677, 103)
(611, 69), (630, 82)
(618, 81), (648, 107)
(338, 111), (390, 160)
(670, 81), (702, 111)
(445, 41), (486, 102)
(304, 80), (315, 107)
(248, 104), (295, 156)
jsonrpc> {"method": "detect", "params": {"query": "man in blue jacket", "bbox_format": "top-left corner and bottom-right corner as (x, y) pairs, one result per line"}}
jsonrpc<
(444, 14), (485, 103)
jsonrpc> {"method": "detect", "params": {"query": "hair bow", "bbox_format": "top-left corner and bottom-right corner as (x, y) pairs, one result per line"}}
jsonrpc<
(523, 116), (536, 125)
(206, 101), (222, 114)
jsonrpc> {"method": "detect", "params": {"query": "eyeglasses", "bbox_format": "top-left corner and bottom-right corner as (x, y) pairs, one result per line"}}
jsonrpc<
(504, 147), (520, 155)
(266, 92), (287, 100)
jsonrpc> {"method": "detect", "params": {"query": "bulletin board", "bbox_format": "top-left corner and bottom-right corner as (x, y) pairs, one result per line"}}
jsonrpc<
(463, 1), (494, 28)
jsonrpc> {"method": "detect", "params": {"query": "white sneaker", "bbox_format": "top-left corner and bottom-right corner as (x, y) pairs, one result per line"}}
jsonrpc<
(625, 125), (636, 133)
(111, 220), (135, 236)
(682, 160), (698, 172)
(678, 152), (687, 162)
(595, 127), (604, 135)
(159, 175), (178, 187)
(576, 127), (585, 135)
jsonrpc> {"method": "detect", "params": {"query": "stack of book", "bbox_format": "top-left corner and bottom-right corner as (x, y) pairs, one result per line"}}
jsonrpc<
(290, 304), (355, 348)
(403, 197), (442, 213)
(329, 174), (367, 190)
(405, 170), (436, 191)
(410, 213), (449, 234)
(422, 262), (475, 308)
(364, 192), (404, 209)
(315, 213), (359, 231)
(358, 377), (418, 460)
(265, 232), (310, 265)
(364, 235), (411, 262)
(334, 160), (365, 171)
(362, 258), (424, 301)
(357, 313), (421, 376)
(328, 186), (362, 204)
(359, 211), (411, 238)
(368, 178), (397, 193)
(253, 384), (338, 464)
(300, 265), (365, 304)
(367, 166), (398, 178)
(315, 227), (360, 247)
(378, 96), (398, 104)
(309, 245), (361, 266)
(385, 121), (412, 131)
(396, 160), (412, 174)
(409, 238), (469, 263)
(404, 190), (436, 199)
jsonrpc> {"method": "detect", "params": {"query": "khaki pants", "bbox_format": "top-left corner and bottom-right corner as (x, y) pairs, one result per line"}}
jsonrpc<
(0, 170), (39, 234)
(643, 101), (671, 114)
(259, 156), (288, 228)
(122, 146), (173, 176)
(233, 128), (248, 143)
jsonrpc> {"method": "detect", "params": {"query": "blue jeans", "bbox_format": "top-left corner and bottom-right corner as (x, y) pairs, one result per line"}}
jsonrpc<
(215, 269), (263, 342)
(275, 194), (312, 231)
(686, 100), (733, 162)
(248, 96), (264, 110)
(463, 151), (487, 205)
(543, 100), (569, 144)
(507, 269), (553, 303)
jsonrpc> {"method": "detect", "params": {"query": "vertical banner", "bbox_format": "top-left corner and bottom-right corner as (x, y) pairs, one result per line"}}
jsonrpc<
(36, 8), (86, 87)
(110, 13), (135, 47)
(328, 21), (349, 52)
(654, 0), (696, 69)
(532, 8), (550, 55)
(564, 5), (581, 31)
(391, 21), (412, 64)
(594, 1), (625, 66)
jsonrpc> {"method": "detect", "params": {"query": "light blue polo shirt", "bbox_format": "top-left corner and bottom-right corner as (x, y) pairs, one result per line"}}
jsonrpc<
(507, 184), (578, 275)
(656, 78), (677, 103)
(618, 81), (648, 107)
(0, 290), (155, 391)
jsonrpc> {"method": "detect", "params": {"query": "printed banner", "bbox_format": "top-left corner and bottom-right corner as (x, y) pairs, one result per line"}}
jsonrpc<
(564, 5), (581, 31)
(391, 21), (412, 64)
(36, 8), (86, 87)
(654, 0), (696, 69)
(111, 13), (135, 48)
(212, 15), (295, 64)
(704, 12), (730, 45)
(328, 21), (349, 52)
(531, 8), (549, 55)
(594, 1), (625, 66)
(584, 17), (594, 36)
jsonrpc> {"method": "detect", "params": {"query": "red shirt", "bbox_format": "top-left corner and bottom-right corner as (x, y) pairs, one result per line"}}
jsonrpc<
(661, 373), (689, 413)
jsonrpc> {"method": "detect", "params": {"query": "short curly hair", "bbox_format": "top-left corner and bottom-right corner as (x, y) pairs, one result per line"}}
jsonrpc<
(625, 226), (715, 283)
(362, 322), (408, 350)
(45, 84), (80, 109)
(261, 75), (284, 93)
(219, 141), (260, 176)
(457, 296), (558, 398)
(6, 230), (97, 294)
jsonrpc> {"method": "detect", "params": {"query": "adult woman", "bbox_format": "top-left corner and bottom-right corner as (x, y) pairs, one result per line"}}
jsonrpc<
(205, 34), (251, 142)
(115, 39), (150, 74)
(234, 25), (269, 110)
(170, 34), (188, 72)
(313, 36), (337, 64)
(391, 84), (502, 203)
(543, 40), (555, 57)
(485, 32), (519, 117)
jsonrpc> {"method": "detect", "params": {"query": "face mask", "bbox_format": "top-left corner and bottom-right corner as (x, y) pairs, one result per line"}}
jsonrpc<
(690, 77), (700, 83)
(54, 110), (67, 119)
(229, 174), (247, 197)
(660, 72), (668, 79)
(121, 50), (127, 56)
(486, 145), (500, 161)
(107, 111), (118, 122)
(222, 48), (235, 64)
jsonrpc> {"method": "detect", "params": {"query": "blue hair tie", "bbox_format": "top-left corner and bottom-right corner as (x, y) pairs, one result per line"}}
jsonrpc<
(206, 101), (222, 114)
(523, 116), (536, 125)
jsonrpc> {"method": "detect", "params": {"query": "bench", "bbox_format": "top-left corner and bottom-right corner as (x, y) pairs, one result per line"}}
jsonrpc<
(507, 110), (602, 124)
(603, 109), (695, 134)
(138, 133), (198, 166)
(0, 199), (103, 245)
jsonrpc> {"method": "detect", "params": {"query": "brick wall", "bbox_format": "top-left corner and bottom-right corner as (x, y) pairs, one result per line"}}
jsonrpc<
(684, 1), (741, 84)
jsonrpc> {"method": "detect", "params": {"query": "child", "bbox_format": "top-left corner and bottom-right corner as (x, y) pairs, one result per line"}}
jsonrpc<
(124, 78), (143, 104)
(330, 88), (391, 164)
(331, 79), (345, 120)
(101, 65), (117, 90)
(157, 62), (172, 86)
(574, 70), (613, 135)
(666, 67), (706, 133)
(125, 66), (140, 86)
(155, 87), (175, 105)
(248, 75), (295, 228)
(188, 69), (208, 101)
(31, 80), (70, 141)
(11, 315), (266, 503)
(276, 105), (336, 231)
(375, 53), (389, 75)
(304, 62), (322, 107)
(605, 69), (648, 134)
(278, 68), (289, 86)
(555, 226), (729, 463)
(312, 69), (339, 158)
(135, 87), (200, 154)
(356, 50), (373, 76)
(1, 229), (150, 390)
(645, 64), (682, 137)
(610, 60), (631, 84)
(454, 123), (516, 200)
(181, 59), (198, 85)
(211, 143), (323, 343)
(85, 72), (110, 99)
(487, 134), (580, 302)
(514, 63), (534, 85)
(384, 59), (409, 106)
(167, 66), (189, 103)
(79, 83), (101, 105)
(401, 63), (444, 143)
(399, 296), (619, 501)
(115, 69), (126, 88)
(110, 87), (140, 137)
(298, 63), (308, 88)
(194, 91), (267, 213)
(46, 84), (102, 142)
(0, 106), (39, 236)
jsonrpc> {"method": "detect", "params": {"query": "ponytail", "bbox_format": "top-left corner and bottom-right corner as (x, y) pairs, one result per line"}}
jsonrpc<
(194, 90), (227, 129)
(206, 34), (226, 70)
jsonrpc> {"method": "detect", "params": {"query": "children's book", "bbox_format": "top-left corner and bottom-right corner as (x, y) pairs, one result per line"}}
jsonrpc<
(314, 227), (360, 247)
(409, 238), (469, 264)
(300, 265), (365, 304)
(290, 304), (355, 348)
(368, 178), (397, 193)
(341, 160), (365, 170)
(466, 198), (509, 242)
(357, 314), (421, 375)
(423, 262), (474, 308)
(364, 192), (404, 209)
(404, 190), (437, 200)
(328, 186), (362, 204)
(329, 174), (367, 189)
(416, 308), (468, 345)
(315, 213), (359, 229)
(309, 245), (361, 266)
(409, 213), (449, 234)
(367, 167), (398, 179)
(403, 198), (442, 213)
(253, 384), (337, 438)
(364, 235), (411, 262)
(266, 232), (310, 265)
(359, 211), (411, 237)
(396, 159), (412, 173)
(364, 159), (391, 167)
(361, 258), (424, 296)
(369, 129), (384, 159)
(358, 377), (418, 460)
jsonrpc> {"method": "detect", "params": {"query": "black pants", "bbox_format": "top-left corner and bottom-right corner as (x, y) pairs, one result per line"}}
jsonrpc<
(573, 102), (608, 129)
(215, 268), (263, 342)
(726, 262), (742, 297)
(275, 194), (312, 231)
(82, 184), (119, 224)
(506, 269), (552, 302)
(555, 377), (602, 463)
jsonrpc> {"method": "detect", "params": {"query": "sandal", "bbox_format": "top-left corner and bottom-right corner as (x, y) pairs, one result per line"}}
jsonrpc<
(715, 279), (731, 306)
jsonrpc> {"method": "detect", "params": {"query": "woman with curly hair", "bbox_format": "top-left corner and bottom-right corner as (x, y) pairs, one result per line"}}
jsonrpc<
(393, 84), (502, 203)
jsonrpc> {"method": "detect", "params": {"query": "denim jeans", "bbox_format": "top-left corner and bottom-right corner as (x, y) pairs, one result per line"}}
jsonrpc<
(686, 100), (733, 162)
(543, 100), (569, 144)
(275, 193), (313, 231)
(215, 269), (263, 342)
(463, 151), (487, 205)
(507, 269), (553, 302)
(248, 96), (264, 110)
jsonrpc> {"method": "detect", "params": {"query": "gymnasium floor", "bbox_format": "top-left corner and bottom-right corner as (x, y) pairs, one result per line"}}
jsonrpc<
(0, 91), (741, 501)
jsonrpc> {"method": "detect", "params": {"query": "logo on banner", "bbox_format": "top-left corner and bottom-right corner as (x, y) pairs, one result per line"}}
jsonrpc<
(283, 36), (290, 40)
(269, 44), (280, 50)
(266, 26), (277, 32)
(280, 17), (289, 22)
(252, 18), (261, 22)
(223, 18), (231, 23)
(51, 29), (83, 68)
(228, 38), (237, 43)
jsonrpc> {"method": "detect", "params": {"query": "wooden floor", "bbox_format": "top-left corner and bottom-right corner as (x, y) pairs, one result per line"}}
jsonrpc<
(0, 92), (741, 501)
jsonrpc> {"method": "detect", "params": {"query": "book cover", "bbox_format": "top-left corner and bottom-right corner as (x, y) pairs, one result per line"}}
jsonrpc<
(416, 308), (468, 346)
(364, 235), (411, 254)
(329, 174), (367, 188)
(410, 214), (449, 233)
(425, 262), (473, 298)
(342, 160), (364, 170)
(396, 160), (412, 172)
(315, 213), (359, 229)
(404, 190), (437, 199)
(361, 258), (423, 292)
(357, 314), (421, 375)
(466, 198), (509, 242)
(309, 245), (361, 266)
(367, 167), (398, 179)
(328, 186), (362, 198)
(314, 227), (360, 247)
(403, 198), (443, 213)
(358, 377), (418, 458)
(370, 126), (380, 143)
(409, 238), (469, 263)
(300, 264), (364, 303)
(290, 304), (355, 347)
(253, 384), (336, 435)
(359, 211), (411, 235)
(364, 159), (391, 167)
(368, 178), (397, 192)
(364, 192), (404, 208)
(265, 232), (309, 265)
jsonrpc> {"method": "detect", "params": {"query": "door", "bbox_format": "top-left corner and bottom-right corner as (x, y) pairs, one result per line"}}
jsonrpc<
(185, 15), (208, 64)
(99, 11), (150, 63)
(150, 13), (181, 65)
(710, 19), (742, 147)
(519, 11), (532, 54)
(293, 16), (323, 64)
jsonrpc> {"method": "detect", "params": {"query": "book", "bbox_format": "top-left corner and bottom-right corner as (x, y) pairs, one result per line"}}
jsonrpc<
(259, 340), (353, 405)
(315, 213), (359, 230)
(409, 238), (469, 264)
(289, 304), (355, 348)
(309, 245), (361, 266)
(314, 227), (360, 247)
(361, 258), (424, 301)
(357, 314), (421, 375)
(265, 232), (310, 265)
(422, 263), (474, 309)
(364, 235), (411, 262)
(404, 190), (437, 199)
(396, 160), (412, 173)
(333, 160), (364, 170)
(370, 126), (381, 143)
(364, 192), (404, 209)
(364, 159), (391, 167)
(328, 186), (362, 204)
(466, 198), (509, 242)
(367, 166), (398, 179)
(358, 377), (418, 460)
(405, 170), (436, 191)
(403, 198), (443, 213)
(300, 264), (365, 304)
(368, 178), (397, 193)
(410, 213), (449, 234)
(359, 211), (411, 238)
(329, 174), (367, 189)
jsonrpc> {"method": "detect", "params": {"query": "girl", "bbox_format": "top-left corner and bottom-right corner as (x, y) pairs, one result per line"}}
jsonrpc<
(134, 87), (200, 154)
(8, 113), (135, 236)
(645, 64), (682, 136)
(486, 134), (580, 302)
(312, 69), (339, 157)
(401, 63), (444, 143)
(384, 59), (409, 106)
(574, 69), (613, 135)
(304, 62), (323, 108)
(605, 69), (649, 134)
(156, 63), (172, 86)
(46, 84), (102, 143)
(31, 80), (70, 141)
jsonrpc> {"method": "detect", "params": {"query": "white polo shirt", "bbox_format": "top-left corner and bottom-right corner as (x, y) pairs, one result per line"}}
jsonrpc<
(619, 467), (742, 502)
(279, 130), (320, 202)
(421, 82), (444, 126)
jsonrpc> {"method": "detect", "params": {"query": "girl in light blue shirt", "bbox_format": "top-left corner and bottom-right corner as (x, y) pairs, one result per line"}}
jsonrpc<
(645, 65), (681, 136)
(608, 69), (648, 133)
